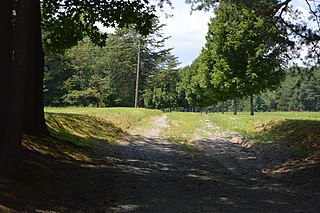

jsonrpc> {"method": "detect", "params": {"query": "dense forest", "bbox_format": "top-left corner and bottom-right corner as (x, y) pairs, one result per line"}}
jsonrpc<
(44, 35), (320, 112)
(44, 21), (178, 108)
(43, 1), (320, 113)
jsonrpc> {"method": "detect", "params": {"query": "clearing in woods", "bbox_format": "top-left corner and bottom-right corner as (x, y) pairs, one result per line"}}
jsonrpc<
(1, 108), (320, 212)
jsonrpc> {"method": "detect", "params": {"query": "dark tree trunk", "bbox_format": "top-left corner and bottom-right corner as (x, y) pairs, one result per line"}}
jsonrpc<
(33, 44), (49, 135)
(1, 0), (36, 176)
(221, 101), (225, 114)
(23, 0), (49, 135)
(233, 97), (237, 115)
(250, 94), (254, 116)
(23, 38), (36, 132)
(0, 0), (12, 150)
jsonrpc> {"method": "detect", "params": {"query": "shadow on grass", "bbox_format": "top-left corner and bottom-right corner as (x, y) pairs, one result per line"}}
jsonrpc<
(256, 119), (320, 150)
(251, 119), (320, 187)
(46, 112), (126, 147)
(1, 112), (127, 212)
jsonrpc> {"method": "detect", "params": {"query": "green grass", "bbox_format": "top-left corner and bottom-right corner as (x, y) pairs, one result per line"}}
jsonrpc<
(45, 113), (124, 146)
(162, 112), (220, 153)
(162, 112), (205, 140)
(162, 111), (320, 156)
(45, 107), (163, 135)
(45, 108), (320, 140)
(20, 107), (165, 169)
(167, 136), (194, 154)
(206, 111), (320, 144)
(44, 108), (320, 156)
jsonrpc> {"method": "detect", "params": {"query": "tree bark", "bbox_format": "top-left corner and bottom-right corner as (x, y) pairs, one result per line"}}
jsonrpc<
(1, 0), (35, 176)
(23, 0), (49, 135)
(0, 0), (12, 151)
(221, 101), (225, 114)
(233, 97), (237, 115)
(250, 94), (254, 116)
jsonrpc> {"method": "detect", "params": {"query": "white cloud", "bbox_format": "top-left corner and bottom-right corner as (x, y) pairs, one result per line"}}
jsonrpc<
(158, 0), (212, 67)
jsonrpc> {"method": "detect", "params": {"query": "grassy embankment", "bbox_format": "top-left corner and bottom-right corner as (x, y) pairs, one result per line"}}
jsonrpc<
(44, 108), (320, 153)
(45, 107), (163, 145)
(208, 112), (320, 150)
(163, 111), (320, 158)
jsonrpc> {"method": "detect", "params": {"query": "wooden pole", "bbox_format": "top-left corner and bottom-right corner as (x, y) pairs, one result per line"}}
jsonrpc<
(233, 97), (237, 115)
(134, 38), (140, 108)
(250, 94), (254, 116)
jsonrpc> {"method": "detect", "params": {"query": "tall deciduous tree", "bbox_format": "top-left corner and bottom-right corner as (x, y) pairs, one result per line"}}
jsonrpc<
(0, 0), (170, 176)
(187, 0), (320, 67)
(203, 1), (287, 115)
(2, 0), (37, 176)
(0, 0), (13, 175)
(181, 55), (216, 108)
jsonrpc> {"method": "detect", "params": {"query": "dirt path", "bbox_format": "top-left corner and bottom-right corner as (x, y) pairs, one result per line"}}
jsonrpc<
(143, 114), (168, 138)
(15, 115), (320, 212)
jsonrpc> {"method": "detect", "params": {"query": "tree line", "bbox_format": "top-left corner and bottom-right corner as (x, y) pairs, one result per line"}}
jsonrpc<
(44, 1), (320, 113)
(45, 42), (320, 112)
(44, 22), (179, 108)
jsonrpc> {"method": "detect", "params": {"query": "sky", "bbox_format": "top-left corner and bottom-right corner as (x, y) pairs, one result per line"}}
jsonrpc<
(158, 0), (314, 68)
(158, 1), (212, 67)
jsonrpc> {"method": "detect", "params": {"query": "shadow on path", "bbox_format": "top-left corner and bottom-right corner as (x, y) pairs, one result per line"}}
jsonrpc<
(49, 134), (320, 213)
(1, 114), (320, 212)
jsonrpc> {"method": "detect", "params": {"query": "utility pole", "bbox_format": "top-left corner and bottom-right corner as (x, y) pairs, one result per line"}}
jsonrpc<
(134, 38), (141, 108)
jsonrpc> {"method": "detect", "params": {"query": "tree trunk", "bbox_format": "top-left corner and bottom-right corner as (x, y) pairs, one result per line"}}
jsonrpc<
(1, 0), (35, 176)
(250, 94), (254, 116)
(22, 0), (49, 135)
(221, 101), (225, 114)
(233, 97), (237, 115)
(0, 0), (12, 151)
(32, 0), (49, 135)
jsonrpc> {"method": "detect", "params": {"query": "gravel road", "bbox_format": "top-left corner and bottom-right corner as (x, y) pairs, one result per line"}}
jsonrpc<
(25, 114), (319, 213)
(60, 114), (318, 213)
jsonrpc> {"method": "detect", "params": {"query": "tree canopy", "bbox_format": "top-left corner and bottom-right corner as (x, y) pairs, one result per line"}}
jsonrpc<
(187, 0), (320, 67)
(201, 1), (288, 114)
(42, 0), (171, 52)
(0, 0), (171, 176)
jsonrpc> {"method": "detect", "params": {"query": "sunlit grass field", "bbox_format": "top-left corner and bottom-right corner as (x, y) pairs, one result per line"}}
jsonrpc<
(45, 107), (163, 147)
(206, 111), (320, 141)
(45, 107), (320, 150)
(45, 107), (163, 134)
(163, 112), (204, 139)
